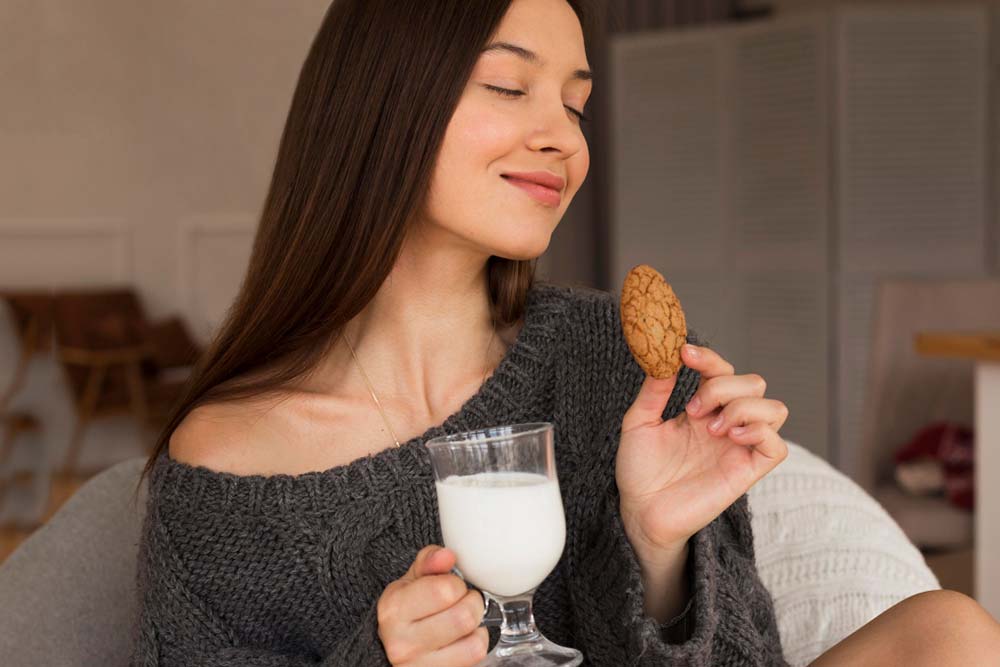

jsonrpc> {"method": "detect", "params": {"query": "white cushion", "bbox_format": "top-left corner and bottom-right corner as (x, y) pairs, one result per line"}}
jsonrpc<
(749, 440), (941, 667)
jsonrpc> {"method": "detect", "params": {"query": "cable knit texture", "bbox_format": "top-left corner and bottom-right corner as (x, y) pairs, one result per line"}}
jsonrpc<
(131, 281), (788, 666)
(748, 442), (941, 666)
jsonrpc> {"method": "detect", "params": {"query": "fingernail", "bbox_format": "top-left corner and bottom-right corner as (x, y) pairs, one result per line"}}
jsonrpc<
(686, 397), (701, 414)
(684, 344), (699, 358)
(730, 426), (746, 436)
(709, 415), (724, 432)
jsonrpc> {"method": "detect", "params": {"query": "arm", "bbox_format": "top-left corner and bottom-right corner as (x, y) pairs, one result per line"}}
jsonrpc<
(637, 535), (690, 625)
(567, 483), (785, 665)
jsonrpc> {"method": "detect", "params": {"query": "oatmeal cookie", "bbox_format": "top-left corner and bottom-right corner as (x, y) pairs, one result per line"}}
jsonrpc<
(620, 264), (687, 379)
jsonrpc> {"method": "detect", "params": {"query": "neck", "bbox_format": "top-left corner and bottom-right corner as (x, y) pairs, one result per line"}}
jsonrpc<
(307, 237), (511, 427)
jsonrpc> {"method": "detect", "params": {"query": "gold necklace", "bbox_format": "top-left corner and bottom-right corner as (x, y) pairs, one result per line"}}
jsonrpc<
(343, 317), (497, 448)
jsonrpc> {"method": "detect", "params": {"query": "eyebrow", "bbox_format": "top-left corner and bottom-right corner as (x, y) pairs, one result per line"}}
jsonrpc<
(481, 41), (593, 82)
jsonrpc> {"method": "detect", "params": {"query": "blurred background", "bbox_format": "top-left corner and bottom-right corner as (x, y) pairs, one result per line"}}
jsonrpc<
(1, 0), (997, 616)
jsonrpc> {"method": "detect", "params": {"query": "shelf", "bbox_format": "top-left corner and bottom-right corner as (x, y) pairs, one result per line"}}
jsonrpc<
(915, 332), (1000, 362)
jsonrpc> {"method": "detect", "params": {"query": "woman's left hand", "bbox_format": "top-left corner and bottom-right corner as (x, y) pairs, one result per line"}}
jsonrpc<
(617, 343), (790, 568)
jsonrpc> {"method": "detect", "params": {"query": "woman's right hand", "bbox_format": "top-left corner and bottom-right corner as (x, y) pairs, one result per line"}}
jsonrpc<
(377, 544), (489, 667)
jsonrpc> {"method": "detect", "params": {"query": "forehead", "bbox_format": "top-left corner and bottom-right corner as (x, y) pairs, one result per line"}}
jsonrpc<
(484, 0), (590, 71)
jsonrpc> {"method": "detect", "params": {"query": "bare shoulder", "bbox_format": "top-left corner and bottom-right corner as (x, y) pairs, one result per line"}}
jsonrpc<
(168, 395), (292, 475)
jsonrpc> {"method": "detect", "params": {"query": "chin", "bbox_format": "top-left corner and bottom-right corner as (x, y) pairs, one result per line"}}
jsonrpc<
(486, 214), (559, 259)
(491, 234), (553, 262)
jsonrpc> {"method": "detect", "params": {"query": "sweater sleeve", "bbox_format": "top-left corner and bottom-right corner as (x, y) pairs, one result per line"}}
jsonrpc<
(130, 511), (392, 667)
(567, 486), (788, 666)
(563, 330), (788, 665)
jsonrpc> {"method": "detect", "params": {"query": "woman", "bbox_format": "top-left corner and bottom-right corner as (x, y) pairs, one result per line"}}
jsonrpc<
(131, 0), (1000, 665)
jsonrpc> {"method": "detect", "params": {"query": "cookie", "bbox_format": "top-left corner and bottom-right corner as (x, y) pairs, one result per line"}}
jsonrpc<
(620, 264), (687, 379)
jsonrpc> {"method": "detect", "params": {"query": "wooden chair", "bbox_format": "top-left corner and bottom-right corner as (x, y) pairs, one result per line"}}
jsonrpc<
(0, 292), (52, 512)
(50, 288), (201, 474)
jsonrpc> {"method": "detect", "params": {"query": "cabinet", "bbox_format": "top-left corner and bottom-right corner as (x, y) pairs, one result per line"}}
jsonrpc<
(609, 5), (992, 478)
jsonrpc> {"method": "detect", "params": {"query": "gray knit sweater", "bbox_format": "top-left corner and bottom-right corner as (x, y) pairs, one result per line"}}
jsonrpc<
(131, 281), (788, 666)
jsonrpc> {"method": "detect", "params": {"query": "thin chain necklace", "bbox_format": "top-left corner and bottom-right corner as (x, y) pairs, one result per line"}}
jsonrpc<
(343, 317), (497, 448)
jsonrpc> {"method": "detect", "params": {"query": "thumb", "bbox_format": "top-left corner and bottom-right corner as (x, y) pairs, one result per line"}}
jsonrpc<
(622, 372), (677, 433)
(405, 545), (456, 581)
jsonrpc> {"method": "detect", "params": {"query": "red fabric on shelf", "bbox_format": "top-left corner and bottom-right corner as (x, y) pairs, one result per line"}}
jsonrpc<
(894, 421), (975, 511)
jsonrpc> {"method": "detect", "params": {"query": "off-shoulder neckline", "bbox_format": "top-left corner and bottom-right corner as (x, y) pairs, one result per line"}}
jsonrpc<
(149, 281), (572, 514)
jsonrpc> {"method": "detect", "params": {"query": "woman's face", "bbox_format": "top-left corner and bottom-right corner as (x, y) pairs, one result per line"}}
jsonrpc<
(420, 0), (592, 261)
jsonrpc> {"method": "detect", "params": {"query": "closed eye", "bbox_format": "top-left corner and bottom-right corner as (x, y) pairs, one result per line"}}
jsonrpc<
(482, 84), (590, 123)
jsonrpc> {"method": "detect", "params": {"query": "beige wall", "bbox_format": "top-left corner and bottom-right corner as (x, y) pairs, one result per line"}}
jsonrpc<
(0, 1), (336, 516)
(1, 0), (331, 323)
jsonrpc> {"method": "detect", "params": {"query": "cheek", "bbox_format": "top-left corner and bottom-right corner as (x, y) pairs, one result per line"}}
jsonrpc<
(571, 144), (590, 190)
(423, 109), (515, 222)
(431, 105), (520, 207)
(449, 104), (519, 164)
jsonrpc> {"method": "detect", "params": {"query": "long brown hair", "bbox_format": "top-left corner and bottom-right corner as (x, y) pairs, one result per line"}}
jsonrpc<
(137, 0), (603, 492)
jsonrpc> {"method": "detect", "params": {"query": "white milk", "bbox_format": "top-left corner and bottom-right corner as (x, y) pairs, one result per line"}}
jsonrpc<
(436, 471), (566, 597)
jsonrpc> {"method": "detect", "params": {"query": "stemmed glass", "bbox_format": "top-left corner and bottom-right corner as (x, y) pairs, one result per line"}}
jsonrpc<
(425, 422), (583, 666)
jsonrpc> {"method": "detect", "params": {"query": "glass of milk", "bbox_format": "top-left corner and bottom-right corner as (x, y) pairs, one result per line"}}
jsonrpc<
(425, 422), (583, 666)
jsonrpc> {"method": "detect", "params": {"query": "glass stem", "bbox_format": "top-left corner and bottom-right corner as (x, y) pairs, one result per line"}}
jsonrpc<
(487, 589), (541, 644)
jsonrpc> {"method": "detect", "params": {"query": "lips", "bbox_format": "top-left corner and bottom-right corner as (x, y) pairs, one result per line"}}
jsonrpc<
(500, 171), (566, 192)
(503, 176), (563, 207)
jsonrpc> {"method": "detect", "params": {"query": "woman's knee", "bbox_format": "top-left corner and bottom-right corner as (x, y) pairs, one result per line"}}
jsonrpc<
(894, 590), (1000, 664)
(808, 590), (1000, 667)
(900, 589), (996, 628)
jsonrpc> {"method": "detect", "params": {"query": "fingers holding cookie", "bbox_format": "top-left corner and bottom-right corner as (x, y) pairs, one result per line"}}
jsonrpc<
(680, 344), (735, 380)
(622, 372), (682, 433)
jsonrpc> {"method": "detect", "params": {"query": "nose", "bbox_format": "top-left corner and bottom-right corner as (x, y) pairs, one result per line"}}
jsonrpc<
(524, 97), (587, 158)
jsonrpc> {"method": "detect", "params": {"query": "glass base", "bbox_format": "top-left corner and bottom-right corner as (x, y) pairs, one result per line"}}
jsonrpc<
(475, 634), (583, 666)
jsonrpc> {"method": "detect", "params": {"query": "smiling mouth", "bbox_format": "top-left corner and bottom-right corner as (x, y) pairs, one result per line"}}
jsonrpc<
(502, 175), (556, 189)
(501, 175), (562, 207)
